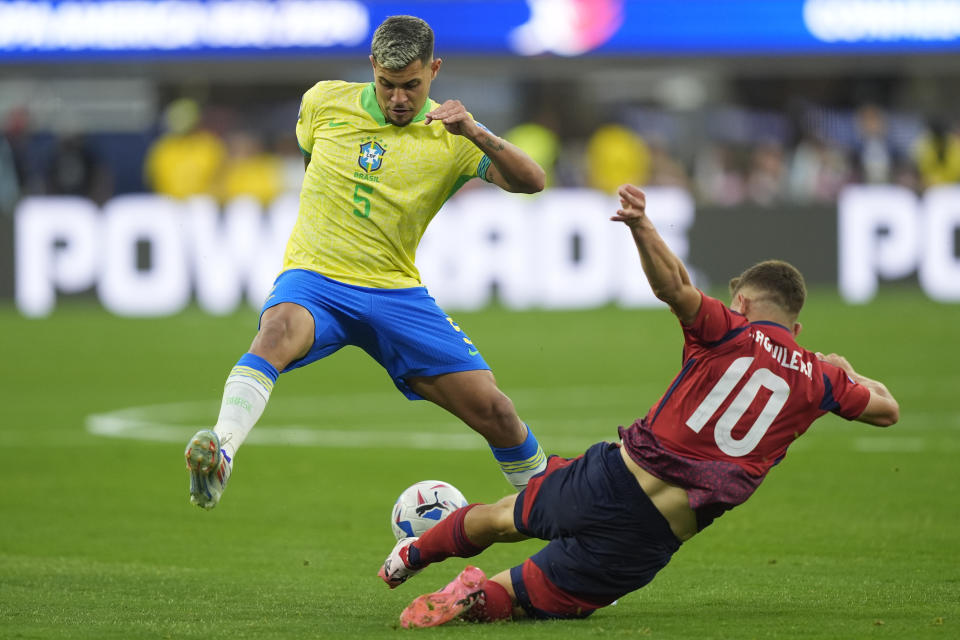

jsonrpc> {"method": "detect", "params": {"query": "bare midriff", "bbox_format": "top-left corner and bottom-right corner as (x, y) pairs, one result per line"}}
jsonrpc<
(619, 445), (698, 542)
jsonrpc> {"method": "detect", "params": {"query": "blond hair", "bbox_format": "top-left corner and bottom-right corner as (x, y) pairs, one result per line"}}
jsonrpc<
(371, 15), (434, 70)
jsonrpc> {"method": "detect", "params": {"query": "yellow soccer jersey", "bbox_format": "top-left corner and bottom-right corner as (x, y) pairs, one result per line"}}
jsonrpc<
(288, 80), (491, 288)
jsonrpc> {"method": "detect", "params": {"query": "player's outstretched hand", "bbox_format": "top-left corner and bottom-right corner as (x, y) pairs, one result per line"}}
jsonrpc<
(611, 184), (647, 228)
(425, 99), (474, 136)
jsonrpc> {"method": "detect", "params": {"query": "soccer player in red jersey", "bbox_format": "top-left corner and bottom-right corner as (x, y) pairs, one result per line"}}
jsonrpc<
(378, 183), (900, 628)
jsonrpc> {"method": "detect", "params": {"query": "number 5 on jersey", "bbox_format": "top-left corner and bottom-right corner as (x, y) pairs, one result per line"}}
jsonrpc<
(353, 183), (374, 218)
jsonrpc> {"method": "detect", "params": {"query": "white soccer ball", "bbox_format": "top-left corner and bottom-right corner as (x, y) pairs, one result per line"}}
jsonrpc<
(390, 480), (468, 541)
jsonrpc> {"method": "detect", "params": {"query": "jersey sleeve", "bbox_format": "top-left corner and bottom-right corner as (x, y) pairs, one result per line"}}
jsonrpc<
(295, 83), (323, 158)
(683, 293), (745, 346)
(819, 361), (872, 420)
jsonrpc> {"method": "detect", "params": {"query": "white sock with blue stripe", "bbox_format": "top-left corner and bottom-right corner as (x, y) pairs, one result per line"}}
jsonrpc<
(214, 353), (278, 461)
(491, 424), (547, 491)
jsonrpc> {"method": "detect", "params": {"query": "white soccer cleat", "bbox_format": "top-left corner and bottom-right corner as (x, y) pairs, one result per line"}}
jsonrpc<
(378, 537), (421, 589)
(185, 429), (232, 510)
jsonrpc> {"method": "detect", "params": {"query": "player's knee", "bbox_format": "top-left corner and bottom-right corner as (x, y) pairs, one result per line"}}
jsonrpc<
(253, 322), (288, 352)
(252, 314), (311, 366)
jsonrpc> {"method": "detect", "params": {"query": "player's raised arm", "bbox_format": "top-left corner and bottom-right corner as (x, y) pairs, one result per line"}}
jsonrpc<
(612, 184), (702, 325)
(817, 353), (900, 427)
(425, 100), (545, 194)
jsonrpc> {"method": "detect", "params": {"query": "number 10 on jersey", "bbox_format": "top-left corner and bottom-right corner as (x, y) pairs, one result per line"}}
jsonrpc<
(686, 357), (790, 457)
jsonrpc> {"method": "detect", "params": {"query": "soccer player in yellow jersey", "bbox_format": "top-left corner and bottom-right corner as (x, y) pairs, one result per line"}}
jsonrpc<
(184, 15), (548, 509)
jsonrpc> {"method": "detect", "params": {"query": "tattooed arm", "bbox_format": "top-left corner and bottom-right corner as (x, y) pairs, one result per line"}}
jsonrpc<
(425, 99), (545, 194)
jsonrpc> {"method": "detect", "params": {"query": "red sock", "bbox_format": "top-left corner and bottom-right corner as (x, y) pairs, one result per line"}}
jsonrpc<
(408, 504), (486, 567)
(462, 580), (514, 623)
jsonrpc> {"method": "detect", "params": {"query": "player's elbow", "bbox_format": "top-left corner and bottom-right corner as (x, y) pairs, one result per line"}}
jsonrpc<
(651, 281), (687, 309)
(511, 163), (546, 194)
(529, 167), (547, 193)
(862, 398), (900, 428)
(877, 403), (900, 427)
(514, 171), (545, 194)
(651, 284), (678, 304)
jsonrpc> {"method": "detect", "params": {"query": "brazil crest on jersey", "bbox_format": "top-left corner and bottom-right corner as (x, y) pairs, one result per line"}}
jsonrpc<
(290, 80), (491, 288)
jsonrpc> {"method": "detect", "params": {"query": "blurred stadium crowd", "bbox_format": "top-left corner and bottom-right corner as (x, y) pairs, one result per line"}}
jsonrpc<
(1, 73), (959, 215)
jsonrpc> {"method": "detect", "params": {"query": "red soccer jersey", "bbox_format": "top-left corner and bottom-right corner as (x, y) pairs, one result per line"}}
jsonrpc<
(620, 293), (870, 528)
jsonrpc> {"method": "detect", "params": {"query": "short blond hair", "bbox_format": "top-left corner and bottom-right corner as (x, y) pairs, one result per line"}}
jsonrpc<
(371, 15), (434, 70)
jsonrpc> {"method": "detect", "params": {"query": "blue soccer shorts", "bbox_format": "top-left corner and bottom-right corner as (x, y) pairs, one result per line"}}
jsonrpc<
(511, 442), (682, 618)
(260, 269), (491, 400)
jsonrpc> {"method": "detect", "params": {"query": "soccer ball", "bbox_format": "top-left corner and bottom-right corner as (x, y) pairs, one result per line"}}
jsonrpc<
(390, 480), (468, 541)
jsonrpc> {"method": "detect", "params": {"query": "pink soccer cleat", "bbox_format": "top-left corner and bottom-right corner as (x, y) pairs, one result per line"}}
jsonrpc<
(399, 565), (487, 629)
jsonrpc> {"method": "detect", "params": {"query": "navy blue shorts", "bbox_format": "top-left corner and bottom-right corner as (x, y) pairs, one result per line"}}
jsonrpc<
(511, 442), (681, 618)
(260, 269), (490, 400)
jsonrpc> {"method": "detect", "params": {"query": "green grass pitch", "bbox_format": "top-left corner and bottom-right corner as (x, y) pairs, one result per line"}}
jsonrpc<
(1, 289), (957, 639)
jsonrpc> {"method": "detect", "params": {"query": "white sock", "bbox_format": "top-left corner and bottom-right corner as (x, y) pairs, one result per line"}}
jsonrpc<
(214, 376), (271, 461)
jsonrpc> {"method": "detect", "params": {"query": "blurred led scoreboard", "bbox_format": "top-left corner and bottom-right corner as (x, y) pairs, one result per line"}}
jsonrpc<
(2, 0), (960, 61)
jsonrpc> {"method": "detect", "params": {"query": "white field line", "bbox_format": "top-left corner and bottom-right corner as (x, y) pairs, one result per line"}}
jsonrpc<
(84, 393), (957, 453)
(83, 391), (631, 452)
(85, 400), (488, 449)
